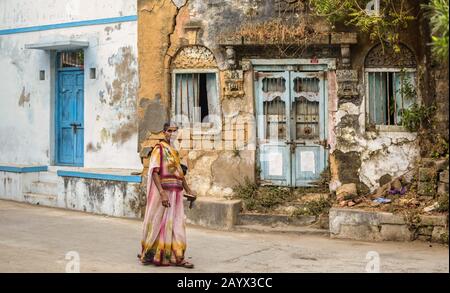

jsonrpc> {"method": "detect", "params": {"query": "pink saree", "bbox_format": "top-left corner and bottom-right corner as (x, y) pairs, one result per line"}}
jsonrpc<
(140, 141), (187, 266)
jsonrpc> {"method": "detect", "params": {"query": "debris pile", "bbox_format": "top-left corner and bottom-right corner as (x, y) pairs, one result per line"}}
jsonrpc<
(333, 157), (449, 215)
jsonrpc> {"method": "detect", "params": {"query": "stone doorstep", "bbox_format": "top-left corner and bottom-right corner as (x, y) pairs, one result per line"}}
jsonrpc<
(184, 197), (242, 230)
(234, 224), (329, 237)
(238, 213), (317, 227)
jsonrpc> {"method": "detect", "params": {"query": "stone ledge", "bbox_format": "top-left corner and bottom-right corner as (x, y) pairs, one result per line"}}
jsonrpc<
(234, 224), (329, 237)
(0, 165), (48, 173)
(184, 197), (242, 230)
(238, 213), (317, 226)
(329, 208), (448, 243)
(421, 215), (449, 227)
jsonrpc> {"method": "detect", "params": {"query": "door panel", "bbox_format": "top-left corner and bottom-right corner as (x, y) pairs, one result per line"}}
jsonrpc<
(290, 71), (327, 186)
(257, 71), (291, 186)
(57, 69), (84, 166)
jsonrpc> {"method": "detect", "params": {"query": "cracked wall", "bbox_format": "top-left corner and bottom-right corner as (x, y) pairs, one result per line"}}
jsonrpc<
(138, 0), (259, 197)
(328, 8), (429, 192)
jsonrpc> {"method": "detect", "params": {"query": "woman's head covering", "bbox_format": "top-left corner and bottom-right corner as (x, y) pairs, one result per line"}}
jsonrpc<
(163, 121), (178, 132)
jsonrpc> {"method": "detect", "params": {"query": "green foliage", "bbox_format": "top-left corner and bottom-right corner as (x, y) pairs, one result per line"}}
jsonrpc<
(309, 0), (415, 51)
(430, 135), (449, 158)
(400, 103), (436, 132)
(293, 197), (332, 217)
(233, 178), (293, 212)
(422, 0), (449, 62)
(397, 71), (417, 102)
(437, 194), (449, 212)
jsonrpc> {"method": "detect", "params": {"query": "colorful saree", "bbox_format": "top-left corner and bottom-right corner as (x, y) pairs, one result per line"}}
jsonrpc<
(140, 140), (187, 266)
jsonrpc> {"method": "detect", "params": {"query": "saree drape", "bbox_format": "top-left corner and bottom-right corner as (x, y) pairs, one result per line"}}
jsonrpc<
(140, 141), (187, 266)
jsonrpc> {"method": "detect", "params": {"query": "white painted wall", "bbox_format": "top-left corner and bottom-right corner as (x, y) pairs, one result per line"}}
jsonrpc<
(0, 0), (136, 30)
(0, 0), (141, 169)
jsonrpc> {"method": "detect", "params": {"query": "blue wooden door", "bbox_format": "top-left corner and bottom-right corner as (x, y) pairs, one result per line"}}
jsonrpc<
(256, 69), (328, 187)
(290, 71), (327, 186)
(56, 69), (84, 166)
(256, 71), (291, 186)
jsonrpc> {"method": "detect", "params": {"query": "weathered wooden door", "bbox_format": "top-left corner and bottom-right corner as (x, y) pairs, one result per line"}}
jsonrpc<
(256, 69), (327, 187)
(56, 67), (84, 166)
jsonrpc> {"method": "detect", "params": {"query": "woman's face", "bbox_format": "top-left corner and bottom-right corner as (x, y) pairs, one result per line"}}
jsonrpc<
(164, 128), (177, 142)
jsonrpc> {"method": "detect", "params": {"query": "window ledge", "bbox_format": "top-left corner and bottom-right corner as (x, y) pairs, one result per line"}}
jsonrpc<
(375, 125), (414, 133)
(179, 122), (221, 134)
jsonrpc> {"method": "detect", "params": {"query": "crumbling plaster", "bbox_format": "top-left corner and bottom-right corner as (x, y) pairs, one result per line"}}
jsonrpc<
(329, 25), (428, 193)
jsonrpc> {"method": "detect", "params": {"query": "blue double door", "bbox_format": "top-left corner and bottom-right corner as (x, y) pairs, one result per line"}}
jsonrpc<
(56, 68), (84, 166)
(256, 69), (328, 187)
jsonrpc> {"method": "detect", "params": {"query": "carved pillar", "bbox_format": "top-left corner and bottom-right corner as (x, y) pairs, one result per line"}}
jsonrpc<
(340, 44), (351, 68)
(225, 46), (236, 69)
(336, 69), (359, 99)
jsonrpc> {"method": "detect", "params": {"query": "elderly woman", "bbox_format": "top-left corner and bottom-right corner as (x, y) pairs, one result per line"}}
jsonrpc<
(139, 123), (196, 268)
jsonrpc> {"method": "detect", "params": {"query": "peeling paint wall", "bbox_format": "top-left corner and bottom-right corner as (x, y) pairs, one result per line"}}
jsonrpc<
(0, 0), (140, 169)
(60, 177), (141, 217)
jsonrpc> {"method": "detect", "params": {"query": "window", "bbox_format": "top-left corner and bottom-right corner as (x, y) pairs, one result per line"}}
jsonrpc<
(172, 72), (219, 124)
(366, 70), (416, 126)
(58, 50), (84, 69)
(365, 43), (417, 127)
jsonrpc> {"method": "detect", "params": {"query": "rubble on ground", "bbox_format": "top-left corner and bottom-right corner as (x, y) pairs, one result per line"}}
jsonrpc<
(332, 157), (449, 216)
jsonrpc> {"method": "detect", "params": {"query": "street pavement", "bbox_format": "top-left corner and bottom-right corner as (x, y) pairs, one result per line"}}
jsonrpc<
(0, 200), (448, 273)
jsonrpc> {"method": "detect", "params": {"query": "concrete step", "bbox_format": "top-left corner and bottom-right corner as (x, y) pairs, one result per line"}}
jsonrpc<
(238, 213), (319, 226)
(233, 224), (329, 237)
(23, 192), (57, 207)
(38, 171), (60, 184)
(30, 181), (58, 196)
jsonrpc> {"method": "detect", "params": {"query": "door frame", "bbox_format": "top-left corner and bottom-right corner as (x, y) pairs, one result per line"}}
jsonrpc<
(54, 51), (85, 167)
(250, 59), (335, 187)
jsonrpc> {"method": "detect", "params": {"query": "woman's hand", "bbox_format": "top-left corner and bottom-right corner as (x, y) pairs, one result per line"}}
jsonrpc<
(160, 190), (171, 208)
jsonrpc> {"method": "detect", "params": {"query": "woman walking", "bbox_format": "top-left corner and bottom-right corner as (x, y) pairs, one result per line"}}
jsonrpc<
(139, 122), (196, 268)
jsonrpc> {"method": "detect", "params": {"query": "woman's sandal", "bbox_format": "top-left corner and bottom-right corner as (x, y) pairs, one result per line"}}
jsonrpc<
(175, 260), (194, 269)
(137, 253), (153, 266)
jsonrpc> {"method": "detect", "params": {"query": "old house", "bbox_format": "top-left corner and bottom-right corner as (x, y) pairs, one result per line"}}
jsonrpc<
(0, 0), (142, 217)
(137, 0), (438, 200)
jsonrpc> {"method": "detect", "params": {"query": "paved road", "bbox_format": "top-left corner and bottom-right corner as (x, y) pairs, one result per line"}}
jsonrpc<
(0, 200), (448, 273)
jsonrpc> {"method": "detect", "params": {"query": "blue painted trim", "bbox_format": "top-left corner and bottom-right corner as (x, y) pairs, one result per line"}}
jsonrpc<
(57, 170), (141, 183)
(0, 165), (48, 173)
(0, 15), (137, 36)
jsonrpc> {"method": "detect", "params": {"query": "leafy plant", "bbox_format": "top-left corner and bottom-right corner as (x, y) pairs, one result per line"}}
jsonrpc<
(436, 194), (449, 212)
(308, 0), (416, 51)
(422, 0), (449, 62)
(293, 197), (332, 217)
(400, 103), (436, 132)
(233, 178), (294, 212)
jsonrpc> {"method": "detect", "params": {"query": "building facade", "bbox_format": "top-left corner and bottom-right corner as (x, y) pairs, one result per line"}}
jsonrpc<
(138, 0), (429, 198)
(0, 0), (142, 217)
(0, 0), (442, 223)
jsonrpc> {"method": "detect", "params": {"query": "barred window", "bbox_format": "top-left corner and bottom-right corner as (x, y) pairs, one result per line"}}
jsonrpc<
(58, 50), (84, 69)
(172, 72), (219, 124)
(366, 70), (416, 126)
(365, 43), (417, 127)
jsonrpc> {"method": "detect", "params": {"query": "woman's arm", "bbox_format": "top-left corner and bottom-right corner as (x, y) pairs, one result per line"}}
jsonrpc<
(152, 171), (170, 207)
(182, 177), (194, 195)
